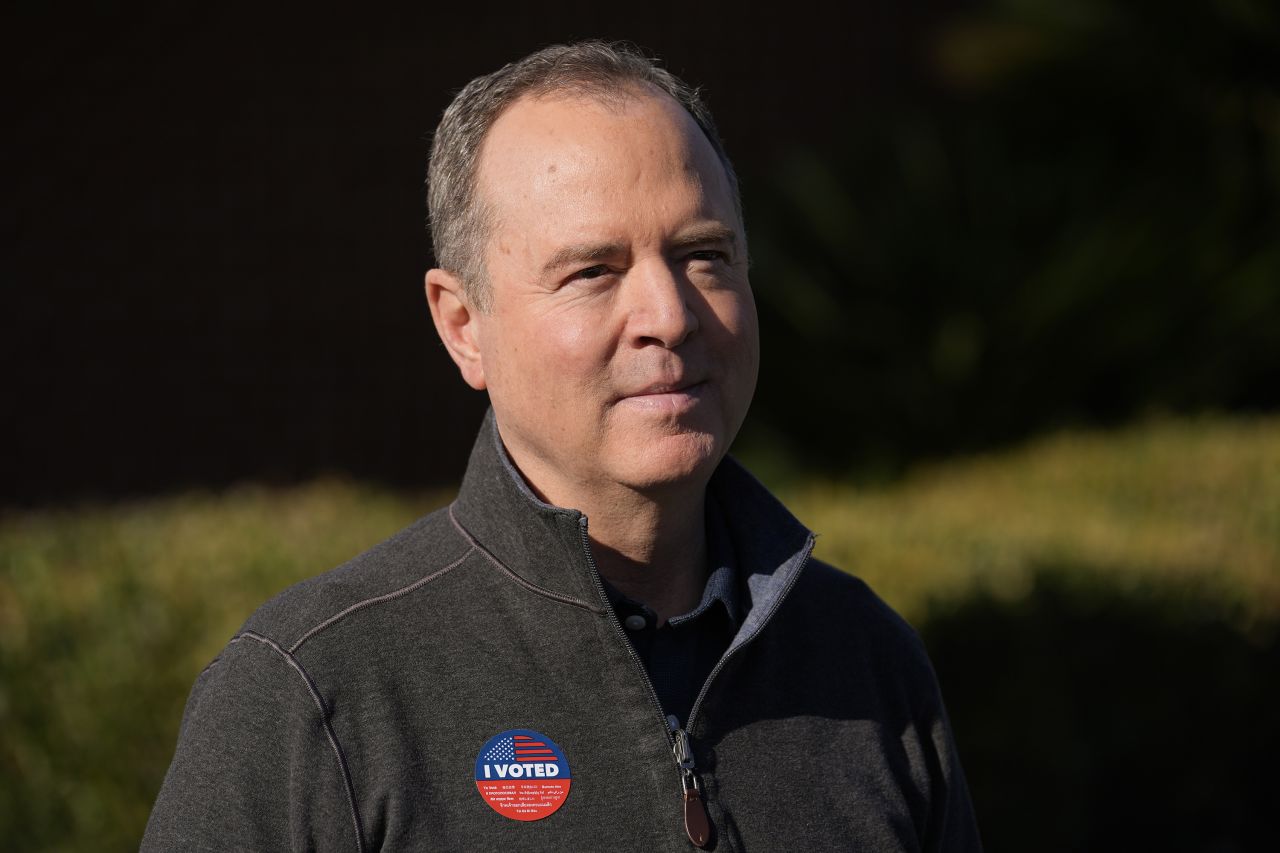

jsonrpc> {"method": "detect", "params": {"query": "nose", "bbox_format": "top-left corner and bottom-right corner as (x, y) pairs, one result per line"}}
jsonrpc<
(625, 260), (699, 349)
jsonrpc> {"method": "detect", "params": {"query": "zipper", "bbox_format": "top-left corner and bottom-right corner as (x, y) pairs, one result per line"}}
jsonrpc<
(669, 714), (712, 847)
(579, 515), (815, 849)
(580, 517), (710, 846)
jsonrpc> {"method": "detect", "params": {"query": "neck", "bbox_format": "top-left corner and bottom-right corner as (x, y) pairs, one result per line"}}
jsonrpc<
(579, 485), (708, 625)
(506, 450), (710, 625)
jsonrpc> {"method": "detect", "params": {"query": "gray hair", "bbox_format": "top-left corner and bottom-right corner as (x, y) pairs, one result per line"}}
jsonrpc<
(427, 40), (742, 310)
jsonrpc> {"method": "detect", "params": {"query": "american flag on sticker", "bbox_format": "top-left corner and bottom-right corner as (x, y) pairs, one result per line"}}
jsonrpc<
(482, 734), (560, 762)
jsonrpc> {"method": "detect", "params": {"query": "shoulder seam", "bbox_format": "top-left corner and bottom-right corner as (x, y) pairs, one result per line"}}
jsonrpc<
(288, 544), (476, 655)
(231, 631), (367, 853)
(448, 505), (604, 614)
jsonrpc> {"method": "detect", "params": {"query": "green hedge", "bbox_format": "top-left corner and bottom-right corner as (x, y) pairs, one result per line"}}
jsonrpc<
(925, 568), (1277, 851)
(2, 416), (1276, 850)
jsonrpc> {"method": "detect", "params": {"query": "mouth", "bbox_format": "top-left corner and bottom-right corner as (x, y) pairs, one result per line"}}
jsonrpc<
(629, 378), (703, 396)
(617, 380), (709, 414)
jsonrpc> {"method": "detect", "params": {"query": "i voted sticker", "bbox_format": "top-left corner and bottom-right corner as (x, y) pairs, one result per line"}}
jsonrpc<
(474, 729), (572, 821)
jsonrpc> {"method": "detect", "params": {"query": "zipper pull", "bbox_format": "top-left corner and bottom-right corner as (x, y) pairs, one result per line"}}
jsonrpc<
(682, 786), (711, 849)
(668, 715), (712, 848)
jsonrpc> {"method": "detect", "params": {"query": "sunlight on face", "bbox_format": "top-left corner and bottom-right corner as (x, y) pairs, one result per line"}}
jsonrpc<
(471, 88), (758, 505)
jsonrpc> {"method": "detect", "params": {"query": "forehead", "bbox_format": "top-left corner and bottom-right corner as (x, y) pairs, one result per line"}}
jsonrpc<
(474, 88), (735, 246)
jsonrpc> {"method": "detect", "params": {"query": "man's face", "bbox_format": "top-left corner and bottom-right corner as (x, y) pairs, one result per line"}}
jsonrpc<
(463, 88), (758, 503)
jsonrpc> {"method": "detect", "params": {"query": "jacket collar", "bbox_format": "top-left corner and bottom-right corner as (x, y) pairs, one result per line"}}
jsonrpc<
(449, 409), (816, 627)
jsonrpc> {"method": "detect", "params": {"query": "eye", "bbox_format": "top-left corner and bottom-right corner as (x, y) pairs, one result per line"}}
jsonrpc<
(687, 249), (728, 264)
(573, 264), (611, 280)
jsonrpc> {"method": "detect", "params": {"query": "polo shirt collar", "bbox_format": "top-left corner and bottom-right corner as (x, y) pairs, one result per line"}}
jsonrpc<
(598, 491), (742, 629)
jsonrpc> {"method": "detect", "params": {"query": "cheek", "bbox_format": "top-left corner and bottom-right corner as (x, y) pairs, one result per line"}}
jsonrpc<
(498, 309), (612, 399)
(548, 314), (595, 358)
(712, 292), (759, 358)
(711, 293), (761, 416)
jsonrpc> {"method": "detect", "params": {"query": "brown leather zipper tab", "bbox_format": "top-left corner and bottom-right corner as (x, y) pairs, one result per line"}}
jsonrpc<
(683, 787), (711, 848)
(669, 718), (713, 847)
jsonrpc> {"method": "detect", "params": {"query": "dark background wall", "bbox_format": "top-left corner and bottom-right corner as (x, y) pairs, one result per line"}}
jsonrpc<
(7, 1), (938, 503)
(8, 0), (1277, 502)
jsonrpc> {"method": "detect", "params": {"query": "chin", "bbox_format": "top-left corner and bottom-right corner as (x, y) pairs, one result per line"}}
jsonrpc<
(615, 431), (723, 491)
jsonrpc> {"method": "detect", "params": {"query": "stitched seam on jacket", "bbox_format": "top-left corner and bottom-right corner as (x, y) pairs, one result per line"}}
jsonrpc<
(232, 631), (367, 853)
(288, 546), (475, 655)
(448, 504), (605, 614)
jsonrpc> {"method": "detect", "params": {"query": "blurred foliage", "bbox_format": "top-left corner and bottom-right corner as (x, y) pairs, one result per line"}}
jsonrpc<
(925, 569), (1277, 852)
(744, 0), (1280, 476)
(797, 414), (1280, 850)
(788, 414), (1280, 627)
(2, 415), (1276, 850)
(0, 483), (450, 852)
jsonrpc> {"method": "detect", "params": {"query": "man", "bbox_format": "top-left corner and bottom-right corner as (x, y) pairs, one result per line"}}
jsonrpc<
(144, 42), (981, 851)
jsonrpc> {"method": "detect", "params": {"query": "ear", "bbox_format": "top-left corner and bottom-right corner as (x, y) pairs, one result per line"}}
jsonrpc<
(425, 268), (487, 390)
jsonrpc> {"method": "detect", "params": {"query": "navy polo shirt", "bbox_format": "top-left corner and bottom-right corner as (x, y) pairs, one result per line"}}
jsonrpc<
(600, 495), (742, 727)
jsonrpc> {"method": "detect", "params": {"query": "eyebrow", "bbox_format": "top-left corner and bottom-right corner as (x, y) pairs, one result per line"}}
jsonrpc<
(539, 223), (740, 276)
(668, 223), (739, 252)
(540, 240), (628, 276)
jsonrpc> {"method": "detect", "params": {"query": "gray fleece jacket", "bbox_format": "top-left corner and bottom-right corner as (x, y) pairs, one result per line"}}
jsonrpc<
(142, 412), (981, 851)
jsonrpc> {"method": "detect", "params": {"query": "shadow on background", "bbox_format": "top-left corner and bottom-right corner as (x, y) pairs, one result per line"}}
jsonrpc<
(922, 567), (1278, 852)
(746, 0), (1279, 481)
(10, 0), (1277, 503)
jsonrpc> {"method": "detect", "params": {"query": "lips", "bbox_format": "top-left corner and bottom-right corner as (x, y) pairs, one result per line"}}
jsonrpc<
(615, 379), (709, 415)
(624, 378), (705, 398)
